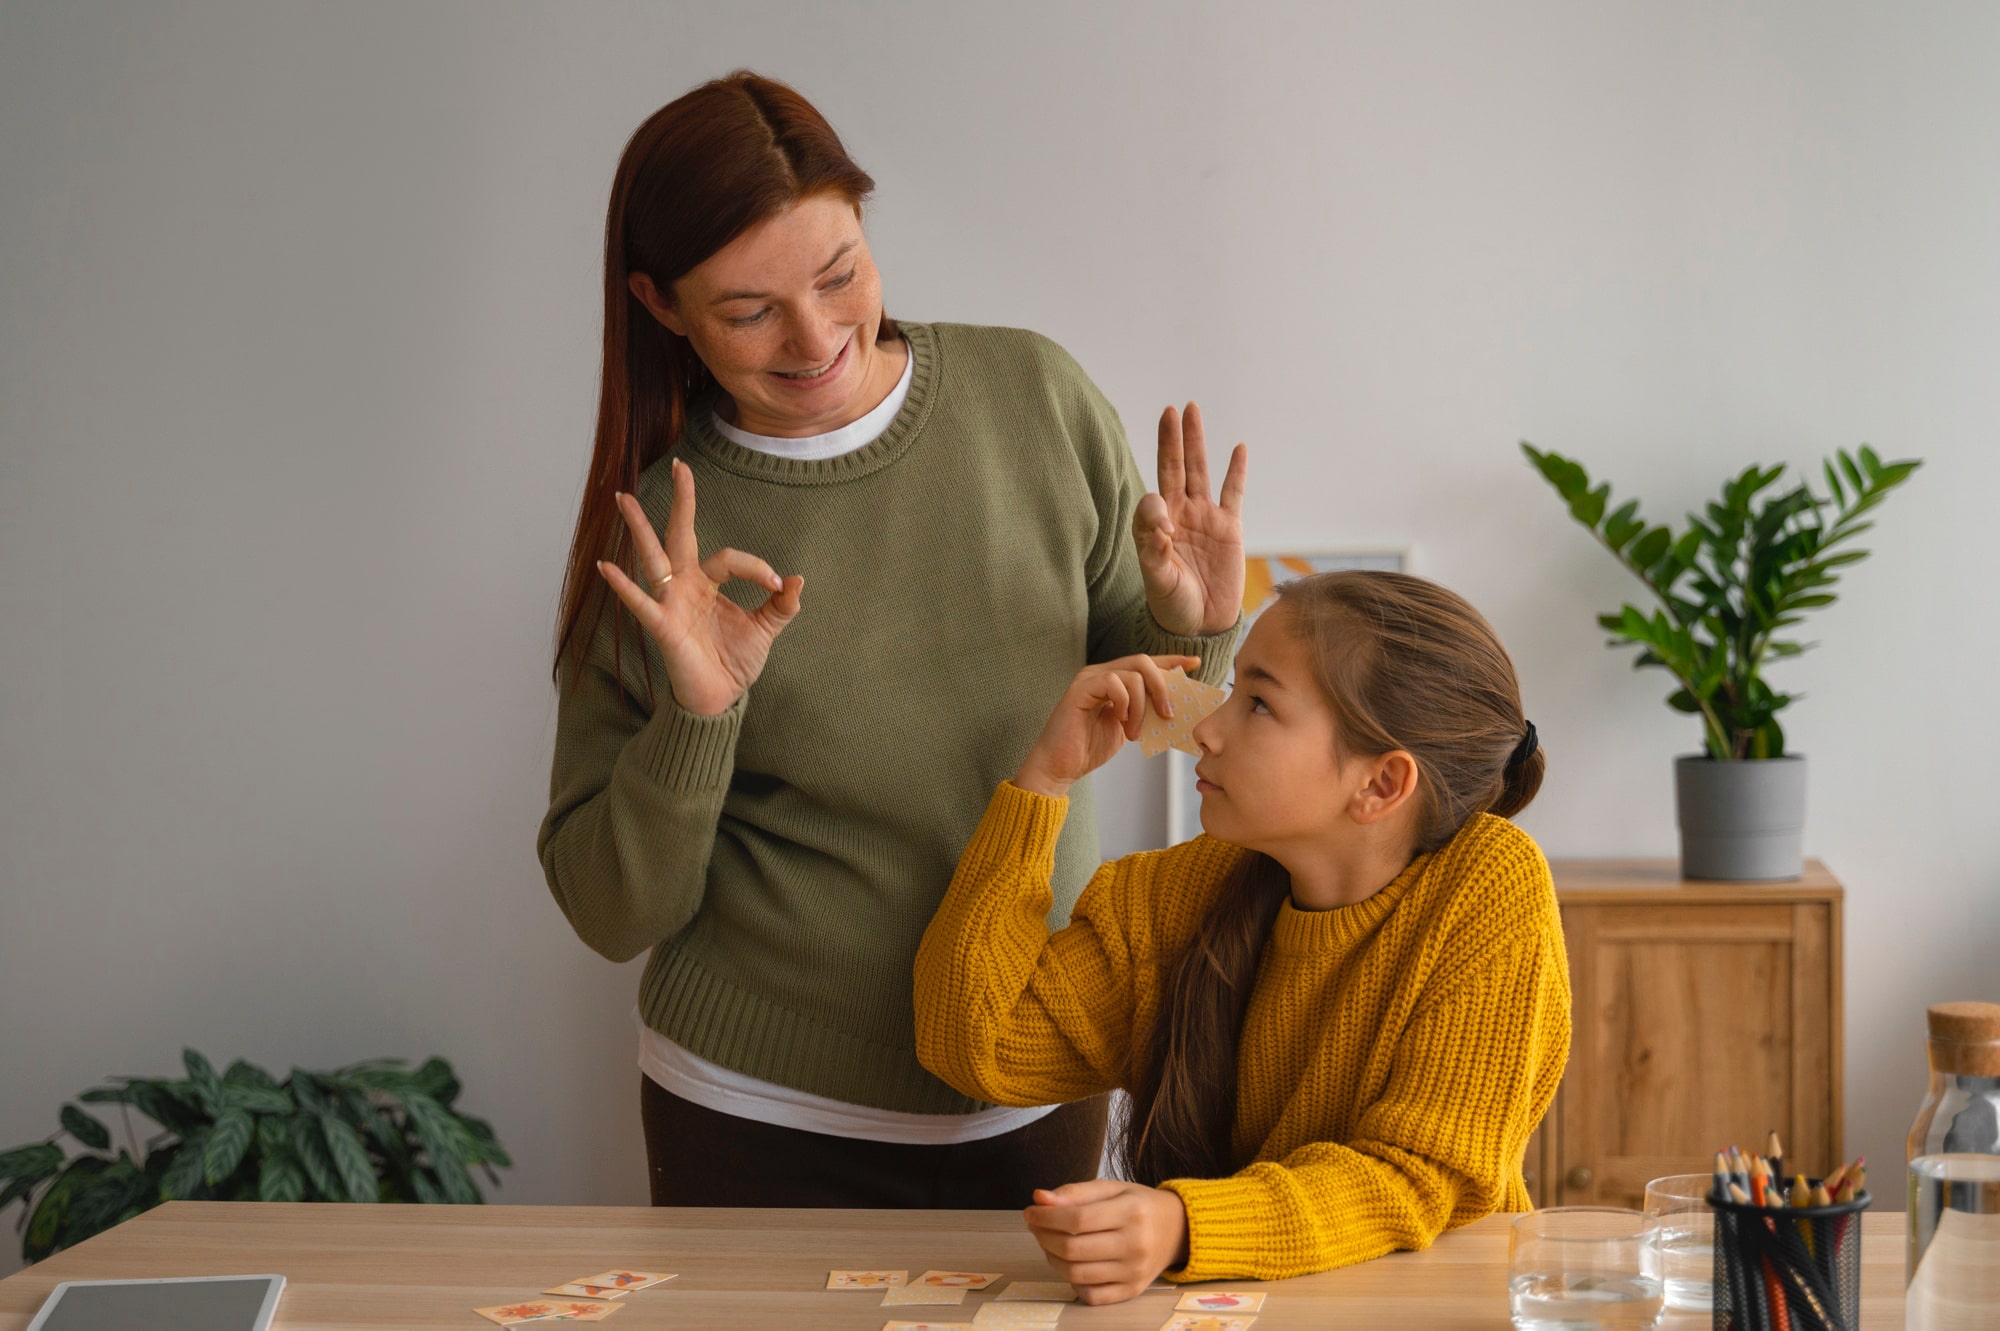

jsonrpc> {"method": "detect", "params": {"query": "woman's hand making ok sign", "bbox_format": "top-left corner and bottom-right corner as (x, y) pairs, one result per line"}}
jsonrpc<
(596, 458), (804, 717)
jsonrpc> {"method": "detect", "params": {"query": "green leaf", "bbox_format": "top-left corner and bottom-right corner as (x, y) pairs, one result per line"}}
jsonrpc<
(1573, 481), (1610, 527)
(1627, 526), (1672, 573)
(183, 1051), (224, 1115)
(257, 1155), (306, 1204)
(290, 1118), (338, 1199)
(0, 1174), (38, 1214)
(58, 1105), (112, 1153)
(454, 1114), (509, 1169)
(0, 1142), (66, 1182)
(1858, 444), (1881, 476)
(1602, 500), (1643, 552)
(223, 1060), (281, 1092)
(202, 1111), (253, 1185)
(160, 1136), (207, 1201)
(1839, 450), (1865, 497)
(223, 1085), (295, 1116)
(25, 1160), (91, 1260)
(319, 1116), (379, 1204)
(411, 1059), (461, 1108)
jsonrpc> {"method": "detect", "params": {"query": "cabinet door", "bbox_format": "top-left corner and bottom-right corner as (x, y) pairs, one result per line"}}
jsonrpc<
(1556, 901), (1836, 1209)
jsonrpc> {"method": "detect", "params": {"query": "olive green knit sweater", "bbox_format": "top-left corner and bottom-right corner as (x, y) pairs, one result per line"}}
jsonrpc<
(538, 321), (1237, 1114)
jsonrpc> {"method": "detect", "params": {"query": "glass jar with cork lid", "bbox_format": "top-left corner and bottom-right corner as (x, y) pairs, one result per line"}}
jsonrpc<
(1906, 1000), (2000, 1330)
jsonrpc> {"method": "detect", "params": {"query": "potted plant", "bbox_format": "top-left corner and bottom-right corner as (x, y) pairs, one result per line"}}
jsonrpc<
(0, 1050), (510, 1263)
(1522, 442), (1920, 879)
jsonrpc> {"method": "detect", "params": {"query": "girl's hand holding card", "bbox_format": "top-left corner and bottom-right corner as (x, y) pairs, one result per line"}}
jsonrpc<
(1012, 655), (1203, 799)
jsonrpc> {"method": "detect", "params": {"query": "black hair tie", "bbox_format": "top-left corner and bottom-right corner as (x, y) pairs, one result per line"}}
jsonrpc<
(1509, 720), (1539, 769)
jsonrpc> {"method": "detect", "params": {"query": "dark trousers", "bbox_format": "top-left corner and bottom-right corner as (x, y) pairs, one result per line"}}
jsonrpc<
(641, 1076), (1110, 1209)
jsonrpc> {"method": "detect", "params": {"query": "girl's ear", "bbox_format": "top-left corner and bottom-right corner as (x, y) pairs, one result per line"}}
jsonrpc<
(628, 271), (686, 336)
(1349, 750), (1420, 825)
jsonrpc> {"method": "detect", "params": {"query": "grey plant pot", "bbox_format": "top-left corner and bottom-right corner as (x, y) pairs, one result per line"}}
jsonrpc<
(1674, 754), (1808, 881)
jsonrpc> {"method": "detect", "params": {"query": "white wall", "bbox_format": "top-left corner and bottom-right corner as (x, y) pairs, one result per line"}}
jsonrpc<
(3, 0), (1995, 1276)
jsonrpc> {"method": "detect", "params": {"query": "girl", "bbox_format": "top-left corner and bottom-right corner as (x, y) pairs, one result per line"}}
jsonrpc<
(914, 571), (1570, 1301)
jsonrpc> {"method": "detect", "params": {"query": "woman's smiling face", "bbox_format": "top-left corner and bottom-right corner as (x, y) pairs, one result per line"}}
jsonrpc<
(631, 192), (898, 439)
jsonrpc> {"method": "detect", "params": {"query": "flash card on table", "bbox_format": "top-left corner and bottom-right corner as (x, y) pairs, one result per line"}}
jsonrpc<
(830, 1270), (909, 1290)
(1157, 1314), (1256, 1331)
(883, 1284), (968, 1306)
(568, 1271), (673, 1295)
(970, 1303), (1065, 1328)
(1139, 668), (1227, 758)
(995, 1281), (1076, 1302)
(911, 1270), (1003, 1290)
(1174, 1290), (1267, 1312)
(473, 1300), (621, 1325)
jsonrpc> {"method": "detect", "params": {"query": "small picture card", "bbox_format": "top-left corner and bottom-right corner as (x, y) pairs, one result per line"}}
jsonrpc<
(545, 1283), (626, 1300)
(970, 1303), (1066, 1328)
(1139, 668), (1228, 758)
(475, 1304), (565, 1327)
(1157, 1315), (1256, 1331)
(1174, 1291), (1267, 1313)
(474, 1301), (621, 1325)
(572, 1271), (675, 1294)
(995, 1281), (1076, 1302)
(830, 1269), (910, 1290)
(913, 1270), (1003, 1290)
(883, 1284), (968, 1307)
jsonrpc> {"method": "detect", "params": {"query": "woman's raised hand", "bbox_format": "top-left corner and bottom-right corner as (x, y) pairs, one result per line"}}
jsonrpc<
(1012, 654), (1203, 799)
(1133, 402), (1247, 637)
(595, 458), (804, 717)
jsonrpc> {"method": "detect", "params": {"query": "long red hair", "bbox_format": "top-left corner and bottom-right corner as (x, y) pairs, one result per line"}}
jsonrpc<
(552, 70), (894, 686)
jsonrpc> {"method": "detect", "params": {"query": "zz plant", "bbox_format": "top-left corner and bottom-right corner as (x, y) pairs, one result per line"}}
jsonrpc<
(1522, 442), (1919, 760)
(0, 1050), (509, 1263)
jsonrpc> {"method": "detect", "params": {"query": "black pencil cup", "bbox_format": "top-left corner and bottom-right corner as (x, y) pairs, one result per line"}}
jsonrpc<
(1708, 1184), (1871, 1331)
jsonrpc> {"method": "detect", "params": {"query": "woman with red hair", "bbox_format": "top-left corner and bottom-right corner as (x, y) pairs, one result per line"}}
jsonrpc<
(538, 71), (1249, 1209)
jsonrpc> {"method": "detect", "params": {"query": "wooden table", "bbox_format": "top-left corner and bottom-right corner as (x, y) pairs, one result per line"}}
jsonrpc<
(0, 1203), (1910, 1329)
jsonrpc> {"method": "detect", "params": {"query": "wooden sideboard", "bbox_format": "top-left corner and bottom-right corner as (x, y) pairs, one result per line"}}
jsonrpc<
(1525, 858), (1844, 1210)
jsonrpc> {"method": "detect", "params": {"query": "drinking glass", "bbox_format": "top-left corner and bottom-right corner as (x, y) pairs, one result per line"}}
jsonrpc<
(1509, 1207), (1663, 1330)
(1643, 1173), (1716, 1312)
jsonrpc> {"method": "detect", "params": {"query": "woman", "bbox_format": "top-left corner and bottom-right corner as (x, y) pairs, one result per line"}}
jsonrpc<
(538, 70), (1249, 1208)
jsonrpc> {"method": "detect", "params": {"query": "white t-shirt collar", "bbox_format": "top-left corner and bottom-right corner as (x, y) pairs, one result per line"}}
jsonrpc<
(713, 342), (914, 462)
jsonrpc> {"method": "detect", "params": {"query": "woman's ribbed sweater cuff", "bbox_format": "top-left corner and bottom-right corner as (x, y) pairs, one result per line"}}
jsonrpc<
(1135, 610), (1243, 689)
(629, 692), (744, 793)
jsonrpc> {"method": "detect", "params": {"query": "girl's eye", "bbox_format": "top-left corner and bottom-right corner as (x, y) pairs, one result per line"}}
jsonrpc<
(1248, 695), (1270, 714)
(823, 269), (856, 291)
(727, 308), (770, 327)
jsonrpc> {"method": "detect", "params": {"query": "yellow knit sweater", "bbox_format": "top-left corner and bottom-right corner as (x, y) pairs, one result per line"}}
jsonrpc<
(913, 782), (1571, 1283)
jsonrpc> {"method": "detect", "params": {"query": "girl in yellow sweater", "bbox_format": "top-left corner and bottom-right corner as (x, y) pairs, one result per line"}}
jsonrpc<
(914, 571), (1571, 1302)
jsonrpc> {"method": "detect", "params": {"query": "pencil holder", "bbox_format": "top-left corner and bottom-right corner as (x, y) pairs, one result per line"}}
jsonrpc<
(1707, 1184), (1871, 1331)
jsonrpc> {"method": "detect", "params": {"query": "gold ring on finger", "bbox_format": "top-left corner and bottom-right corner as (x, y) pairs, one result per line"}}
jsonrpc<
(650, 573), (674, 593)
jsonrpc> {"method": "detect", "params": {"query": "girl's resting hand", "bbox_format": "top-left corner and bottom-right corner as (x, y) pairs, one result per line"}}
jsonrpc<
(595, 459), (804, 717)
(1012, 654), (1202, 799)
(1024, 1179), (1190, 1304)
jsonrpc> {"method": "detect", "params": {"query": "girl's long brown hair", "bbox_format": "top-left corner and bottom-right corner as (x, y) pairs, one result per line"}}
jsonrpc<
(1117, 571), (1547, 1186)
(552, 71), (896, 686)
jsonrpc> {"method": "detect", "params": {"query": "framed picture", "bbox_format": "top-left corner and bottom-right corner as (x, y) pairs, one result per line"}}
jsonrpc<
(1164, 548), (1409, 844)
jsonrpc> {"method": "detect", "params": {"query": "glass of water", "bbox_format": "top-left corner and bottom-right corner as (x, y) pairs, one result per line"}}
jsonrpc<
(1642, 1173), (1716, 1312)
(1509, 1207), (1663, 1330)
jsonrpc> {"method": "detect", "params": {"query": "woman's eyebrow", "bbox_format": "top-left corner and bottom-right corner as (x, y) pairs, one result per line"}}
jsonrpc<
(711, 241), (859, 304)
